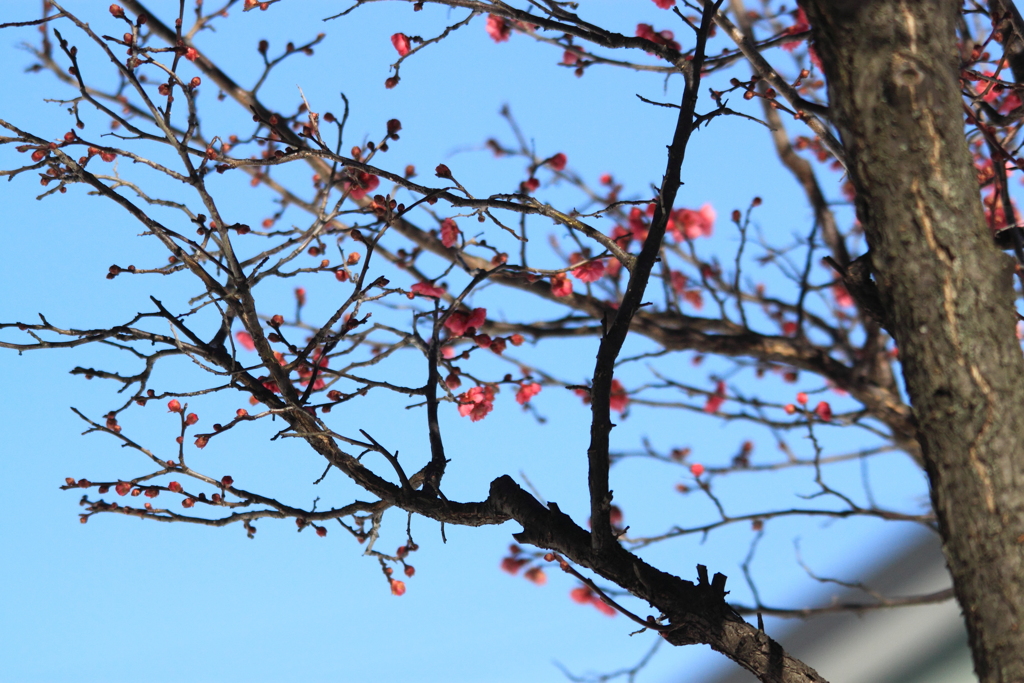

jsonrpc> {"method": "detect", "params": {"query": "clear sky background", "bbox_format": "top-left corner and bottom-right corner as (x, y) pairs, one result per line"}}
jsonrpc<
(0, 2), (938, 682)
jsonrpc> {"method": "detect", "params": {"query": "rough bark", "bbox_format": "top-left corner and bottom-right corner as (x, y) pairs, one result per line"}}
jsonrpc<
(800, 1), (1024, 681)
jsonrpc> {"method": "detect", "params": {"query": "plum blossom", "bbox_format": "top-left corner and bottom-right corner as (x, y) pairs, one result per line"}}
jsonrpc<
(440, 218), (460, 248)
(458, 385), (496, 421)
(575, 379), (628, 414)
(346, 172), (379, 200)
(669, 203), (716, 240)
(235, 331), (255, 351)
(550, 273), (573, 297)
(411, 282), (445, 298)
(704, 381), (726, 413)
(832, 284), (854, 308)
(608, 379), (629, 413)
(486, 14), (511, 42)
(523, 567), (546, 585)
(570, 254), (606, 283)
(445, 307), (486, 336)
(391, 33), (411, 56)
(515, 382), (542, 405)
(569, 584), (617, 616)
(635, 23), (680, 53)
(781, 9), (811, 52)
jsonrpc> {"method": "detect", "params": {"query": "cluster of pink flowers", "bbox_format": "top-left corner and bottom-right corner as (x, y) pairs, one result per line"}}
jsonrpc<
(458, 385), (495, 422)
(667, 203), (716, 241)
(515, 382), (542, 405)
(445, 307), (486, 336)
(500, 544), (547, 584)
(611, 202), (715, 251)
(635, 23), (680, 53)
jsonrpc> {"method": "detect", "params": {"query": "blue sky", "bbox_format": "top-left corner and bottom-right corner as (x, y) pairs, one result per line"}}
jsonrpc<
(0, 2), (936, 682)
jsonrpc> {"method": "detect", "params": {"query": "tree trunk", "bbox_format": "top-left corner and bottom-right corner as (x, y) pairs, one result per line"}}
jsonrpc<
(800, 1), (1024, 680)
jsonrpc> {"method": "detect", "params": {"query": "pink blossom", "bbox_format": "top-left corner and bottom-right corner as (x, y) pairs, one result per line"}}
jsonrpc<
(610, 225), (634, 248)
(524, 567), (547, 585)
(704, 381), (726, 413)
(609, 379), (628, 414)
(569, 585), (617, 616)
(627, 206), (649, 243)
(833, 284), (854, 308)
(516, 382), (542, 405)
(814, 401), (833, 421)
(635, 23), (680, 53)
(440, 218), (460, 248)
(571, 255), (606, 283)
(781, 9), (811, 52)
(670, 203), (716, 240)
(501, 556), (529, 575)
(346, 172), (379, 200)
(682, 290), (703, 310)
(1000, 92), (1023, 115)
(808, 45), (823, 71)
(670, 271), (687, 294)
(235, 331), (255, 351)
(652, 0), (675, 7)
(550, 273), (573, 297)
(391, 33), (411, 56)
(548, 153), (567, 171)
(445, 307), (486, 336)
(569, 585), (614, 618)
(411, 282), (445, 298)
(486, 14), (511, 43)
(458, 385), (496, 421)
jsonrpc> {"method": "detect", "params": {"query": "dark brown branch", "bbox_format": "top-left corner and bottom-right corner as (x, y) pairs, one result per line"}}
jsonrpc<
(587, 1), (718, 557)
